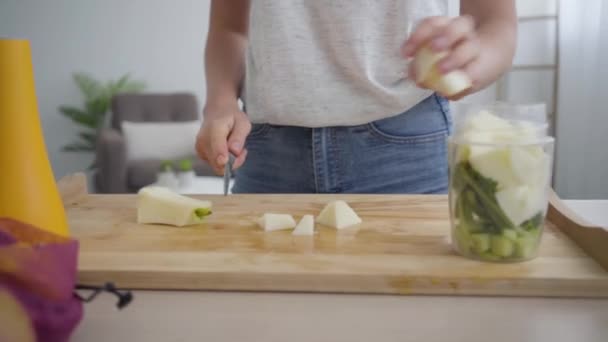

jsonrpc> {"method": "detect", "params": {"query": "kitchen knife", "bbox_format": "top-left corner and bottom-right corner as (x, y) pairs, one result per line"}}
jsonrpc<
(223, 153), (235, 196)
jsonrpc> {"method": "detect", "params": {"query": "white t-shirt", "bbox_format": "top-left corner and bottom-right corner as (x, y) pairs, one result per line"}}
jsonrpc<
(243, 0), (448, 127)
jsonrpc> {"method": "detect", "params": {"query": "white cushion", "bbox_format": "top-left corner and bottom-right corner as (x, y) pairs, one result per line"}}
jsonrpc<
(121, 120), (201, 161)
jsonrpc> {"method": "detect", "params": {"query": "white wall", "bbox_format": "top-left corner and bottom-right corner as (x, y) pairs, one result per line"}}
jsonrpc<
(554, 0), (608, 199)
(454, 0), (608, 199)
(2, 0), (605, 198)
(455, 0), (558, 122)
(0, 0), (210, 179)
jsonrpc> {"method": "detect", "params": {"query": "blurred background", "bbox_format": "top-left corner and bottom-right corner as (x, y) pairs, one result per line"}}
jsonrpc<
(0, 0), (606, 198)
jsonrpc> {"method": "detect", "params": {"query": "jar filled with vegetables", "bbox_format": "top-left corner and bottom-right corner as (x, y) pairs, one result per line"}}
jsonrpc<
(448, 104), (554, 262)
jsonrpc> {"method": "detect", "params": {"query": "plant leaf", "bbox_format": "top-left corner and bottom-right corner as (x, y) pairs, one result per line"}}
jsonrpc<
(62, 141), (94, 152)
(73, 72), (103, 100)
(110, 74), (146, 94)
(119, 80), (146, 93)
(178, 158), (193, 171)
(85, 98), (109, 117)
(59, 106), (98, 128)
(114, 74), (130, 90)
(79, 131), (97, 145)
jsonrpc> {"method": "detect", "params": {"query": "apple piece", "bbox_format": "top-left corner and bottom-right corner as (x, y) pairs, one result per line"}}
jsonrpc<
(469, 146), (548, 189)
(512, 120), (544, 143)
(495, 186), (546, 226)
(468, 147), (519, 188)
(424, 67), (473, 97)
(413, 46), (444, 83)
(509, 146), (550, 186)
(413, 46), (472, 96)
(460, 110), (551, 188)
(457, 112), (515, 165)
(257, 213), (296, 231)
(463, 110), (513, 133)
(462, 130), (500, 159)
(292, 215), (315, 236)
(316, 200), (362, 229)
(137, 186), (212, 227)
(436, 70), (473, 96)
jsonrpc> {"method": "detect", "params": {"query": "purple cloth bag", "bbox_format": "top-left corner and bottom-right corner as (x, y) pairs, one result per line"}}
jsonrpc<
(0, 218), (83, 342)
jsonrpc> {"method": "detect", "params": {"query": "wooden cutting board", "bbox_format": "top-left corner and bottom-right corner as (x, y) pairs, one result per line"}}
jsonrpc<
(60, 174), (608, 297)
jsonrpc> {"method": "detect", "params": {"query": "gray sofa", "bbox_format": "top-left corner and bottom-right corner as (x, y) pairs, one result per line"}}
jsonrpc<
(94, 92), (215, 193)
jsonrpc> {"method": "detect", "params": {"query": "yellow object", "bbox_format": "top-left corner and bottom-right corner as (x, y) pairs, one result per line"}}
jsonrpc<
(0, 39), (69, 236)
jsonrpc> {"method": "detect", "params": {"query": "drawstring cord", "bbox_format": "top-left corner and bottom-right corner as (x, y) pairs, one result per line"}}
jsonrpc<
(75, 282), (133, 309)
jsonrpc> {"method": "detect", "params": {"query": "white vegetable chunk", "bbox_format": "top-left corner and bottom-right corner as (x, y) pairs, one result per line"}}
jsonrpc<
(434, 70), (472, 97)
(496, 186), (546, 226)
(292, 215), (315, 236)
(316, 200), (362, 229)
(137, 186), (212, 227)
(257, 213), (296, 231)
(460, 111), (550, 190)
(509, 146), (549, 186)
(468, 147), (519, 188)
(413, 46), (472, 96)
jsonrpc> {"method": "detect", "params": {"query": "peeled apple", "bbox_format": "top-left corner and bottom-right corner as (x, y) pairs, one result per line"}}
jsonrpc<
(463, 110), (513, 133)
(256, 213), (296, 231)
(469, 147), (519, 188)
(461, 111), (541, 145)
(496, 186), (546, 226)
(316, 200), (362, 229)
(508, 146), (550, 186)
(460, 111), (549, 189)
(137, 186), (212, 226)
(292, 215), (315, 236)
(0, 39), (69, 236)
(413, 46), (472, 97)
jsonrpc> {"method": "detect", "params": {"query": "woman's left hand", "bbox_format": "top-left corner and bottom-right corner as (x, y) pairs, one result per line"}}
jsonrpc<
(401, 15), (481, 101)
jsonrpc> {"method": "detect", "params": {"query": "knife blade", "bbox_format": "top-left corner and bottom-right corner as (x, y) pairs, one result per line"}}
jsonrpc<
(223, 153), (235, 196)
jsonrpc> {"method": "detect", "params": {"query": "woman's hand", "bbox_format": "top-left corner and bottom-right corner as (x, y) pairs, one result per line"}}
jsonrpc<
(402, 15), (480, 100)
(195, 103), (251, 175)
(402, 0), (517, 101)
(198, 0), (251, 174)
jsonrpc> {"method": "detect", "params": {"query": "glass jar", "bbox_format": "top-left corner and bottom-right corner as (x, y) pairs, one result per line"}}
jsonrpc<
(448, 103), (555, 262)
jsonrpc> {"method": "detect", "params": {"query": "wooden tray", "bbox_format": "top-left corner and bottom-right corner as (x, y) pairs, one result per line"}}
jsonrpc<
(59, 174), (608, 297)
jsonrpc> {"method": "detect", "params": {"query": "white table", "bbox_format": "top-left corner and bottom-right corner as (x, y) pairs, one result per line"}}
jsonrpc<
(71, 200), (608, 342)
(151, 176), (234, 195)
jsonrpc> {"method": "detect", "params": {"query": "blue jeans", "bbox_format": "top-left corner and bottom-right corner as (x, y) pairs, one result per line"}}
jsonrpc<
(233, 93), (452, 194)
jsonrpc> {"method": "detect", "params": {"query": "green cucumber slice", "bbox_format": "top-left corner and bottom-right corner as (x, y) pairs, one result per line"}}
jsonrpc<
(471, 233), (491, 254)
(502, 229), (518, 241)
(490, 235), (515, 257)
(514, 235), (539, 259)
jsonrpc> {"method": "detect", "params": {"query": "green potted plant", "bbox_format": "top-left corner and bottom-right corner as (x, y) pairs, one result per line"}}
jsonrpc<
(59, 72), (146, 168)
(177, 158), (196, 187)
(156, 160), (178, 189)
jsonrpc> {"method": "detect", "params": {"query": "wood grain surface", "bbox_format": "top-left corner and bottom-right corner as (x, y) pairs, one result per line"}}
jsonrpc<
(62, 187), (608, 298)
(548, 190), (608, 272)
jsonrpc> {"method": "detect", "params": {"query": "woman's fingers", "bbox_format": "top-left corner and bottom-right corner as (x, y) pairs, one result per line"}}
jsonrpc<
(429, 15), (475, 52)
(402, 16), (451, 57)
(437, 36), (481, 73)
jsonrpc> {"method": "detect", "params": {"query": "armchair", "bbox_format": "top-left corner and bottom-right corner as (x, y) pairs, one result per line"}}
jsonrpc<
(94, 93), (214, 193)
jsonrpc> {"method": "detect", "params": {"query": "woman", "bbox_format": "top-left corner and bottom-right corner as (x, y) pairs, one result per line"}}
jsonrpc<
(196, 0), (516, 194)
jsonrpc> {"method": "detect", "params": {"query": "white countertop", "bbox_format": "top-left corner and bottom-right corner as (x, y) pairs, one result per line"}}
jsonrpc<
(71, 200), (608, 342)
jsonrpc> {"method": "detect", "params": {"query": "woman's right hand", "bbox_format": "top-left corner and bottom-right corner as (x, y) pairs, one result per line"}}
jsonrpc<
(195, 103), (251, 175)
